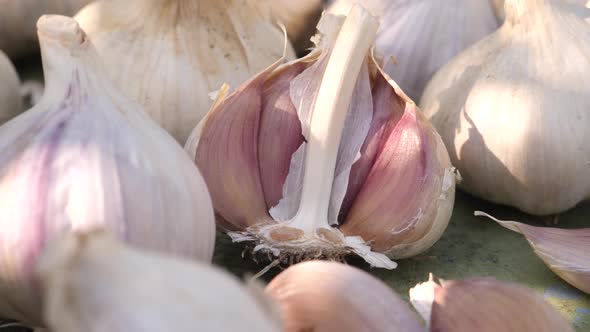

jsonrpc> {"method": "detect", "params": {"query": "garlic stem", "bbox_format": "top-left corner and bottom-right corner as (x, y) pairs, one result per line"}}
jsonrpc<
(287, 5), (378, 232)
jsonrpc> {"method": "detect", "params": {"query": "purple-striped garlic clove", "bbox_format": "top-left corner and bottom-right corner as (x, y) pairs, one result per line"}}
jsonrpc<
(188, 5), (456, 269)
(410, 275), (574, 332)
(476, 211), (590, 294)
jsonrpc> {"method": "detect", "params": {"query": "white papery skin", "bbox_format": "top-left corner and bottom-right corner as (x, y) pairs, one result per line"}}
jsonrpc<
(38, 231), (281, 332)
(0, 15), (216, 327)
(327, 0), (500, 101)
(0, 50), (22, 123)
(0, 0), (91, 59)
(420, 0), (590, 215)
(75, 0), (295, 143)
(491, 0), (590, 21)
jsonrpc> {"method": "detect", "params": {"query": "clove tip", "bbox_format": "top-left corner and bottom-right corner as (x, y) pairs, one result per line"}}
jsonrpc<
(37, 15), (86, 47)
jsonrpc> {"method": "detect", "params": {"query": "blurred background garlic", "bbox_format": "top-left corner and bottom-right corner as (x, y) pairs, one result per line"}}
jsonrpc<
(74, 0), (296, 143)
(187, 7), (455, 269)
(271, 0), (323, 55)
(38, 230), (281, 332)
(410, 275), (574, 331)
(0, 51), (22, 123)
(265, 261), (424, 332)
(0, 15), (215, 327)
(327, 0), (500, 101)
(420, 0), (590, 215)
(0, 0), (91, 59)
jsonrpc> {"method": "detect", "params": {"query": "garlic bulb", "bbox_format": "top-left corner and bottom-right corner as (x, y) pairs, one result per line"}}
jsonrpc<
(0, 50), (22, 123)
(187, 6), (456, 269)
(74, 0), (295, 144)
(476, 212), (590, 294)
(327, 0), (500, 101)
(420, 0), (590, 215)
(271, 0), (323, 55)
(0, 15), (216, 326)
(410, 275), (574, 331)
(265, 261), (424, 332)
(0, 0), (91, 59)
(38, 230), (281, 332)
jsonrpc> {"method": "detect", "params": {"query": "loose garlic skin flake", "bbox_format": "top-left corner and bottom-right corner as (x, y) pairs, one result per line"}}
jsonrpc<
(0, 15), (215, 326)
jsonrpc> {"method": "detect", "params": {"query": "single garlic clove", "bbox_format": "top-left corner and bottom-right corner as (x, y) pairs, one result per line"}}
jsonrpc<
(265, 261), (425, 332)
(37, 230), (282, 332)
(341, 72), (455, 258)
(0, 15), (216, 326)
(0, 50), (22, 123)
(410, 275), (574, 332)
(476, 211), (590, 294)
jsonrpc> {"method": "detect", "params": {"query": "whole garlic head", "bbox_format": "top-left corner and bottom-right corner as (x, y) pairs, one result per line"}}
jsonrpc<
(0, 50), (22, 123)
(420, 0), (590, 215)
(0, 15), (216, 326)
(75, 0), (296, 143)
(327, 0), (500, 101)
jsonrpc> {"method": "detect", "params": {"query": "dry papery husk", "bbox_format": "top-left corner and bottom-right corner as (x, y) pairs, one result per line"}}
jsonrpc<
(187, 6), (456, 270)
(37, 230), (281, 332)
(420, 0), (590, 215)
(476, 211), (590, 295)
(410, 275), (574, 332)
(265, 261), (424, 332)
(272, 0), (323, 55)
(0, 15), (216, 327)
(0, 0), (91, 59)
(327, 0), (500, 101)
(0, 50), (22, 123)
(74, 0), (295, 143)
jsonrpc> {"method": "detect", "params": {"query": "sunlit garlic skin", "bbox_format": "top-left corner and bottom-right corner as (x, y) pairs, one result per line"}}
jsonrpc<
(0, 50), (22, 123)
(75, 0), (296, 143)
(410, 276), (574, 332)
(0, 16), (216, 326)
(188, 7), (455, 268)
(265, 261), (424, 332)
(420, 0), (590, 215)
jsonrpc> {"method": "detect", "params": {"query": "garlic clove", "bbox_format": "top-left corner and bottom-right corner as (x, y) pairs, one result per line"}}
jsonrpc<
(341, 72), (455, 258)
(0, 50), (22, 123)
(0, 15), (216, 326)
(476, 211), (590, 294)
(410, 275), (574, 332)
(75, 0), (295, 143)
(265, 261), (425, 332)
(37, 230), (282, 332)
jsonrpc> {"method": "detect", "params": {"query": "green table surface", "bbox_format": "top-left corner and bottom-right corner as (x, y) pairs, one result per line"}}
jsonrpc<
(7, 57), (590, 331)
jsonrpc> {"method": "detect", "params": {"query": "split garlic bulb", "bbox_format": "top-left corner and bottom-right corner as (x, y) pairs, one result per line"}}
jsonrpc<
(327, 0), (500, 101)
(0, 50), (22, 123)
(265, 261), (424, 332)
(75, 0), (296, 143)
(420, 0), (590, 215)
(0, 0), (91, 59)
(187, 6), (456, 269)
(0, 15), (215, 326)
(38, 230), (281, 332)
(271, 0), (323, 54)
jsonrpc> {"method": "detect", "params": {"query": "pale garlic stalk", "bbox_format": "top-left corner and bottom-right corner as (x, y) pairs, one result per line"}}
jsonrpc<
(0, 15), (216, 327)
(476, 212), (590, 294)
(420, 0), (590, 215)
(186, 5), (456, 269)
(265, 261), (424, 332)
(74, 0), (296, 144)
(0, 0), (91, 59)
(410, 275), (574, 331)
(272, 0), (323, 54)
(0, 50), (22, 123)
(327, 0), (500, 101)
(38, 230), (281, 332)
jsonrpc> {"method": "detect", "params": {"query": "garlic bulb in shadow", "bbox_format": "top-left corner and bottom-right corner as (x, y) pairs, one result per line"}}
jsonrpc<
(38, 230), (281, 332)
(327, 0), (500, 101)
(0, 0), (91, 59)
(265, 261), (424, 332)
(0, 15), (215, 326)
(75, 0), (296, 143)
(271, 0), (323, 55)
(420, 0), (590, 215)
(0, 50), (22, 123)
